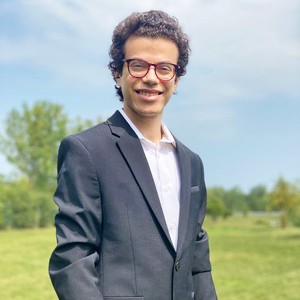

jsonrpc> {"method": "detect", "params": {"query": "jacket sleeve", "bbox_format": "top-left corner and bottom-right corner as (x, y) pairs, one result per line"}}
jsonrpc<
(192, 156), (218, 300)
(48, 135), (104, 300)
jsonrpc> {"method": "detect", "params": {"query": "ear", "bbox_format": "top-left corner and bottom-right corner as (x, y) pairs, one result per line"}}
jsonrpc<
(174, 76), (180, 89)
(114, 72), (121, 85)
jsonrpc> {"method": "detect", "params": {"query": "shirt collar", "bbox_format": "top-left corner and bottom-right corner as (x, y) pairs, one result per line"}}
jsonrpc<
(119, 109), (176, 147)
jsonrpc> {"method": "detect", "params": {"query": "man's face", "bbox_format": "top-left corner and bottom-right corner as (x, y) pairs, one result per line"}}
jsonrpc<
(116, 36), (180, 122)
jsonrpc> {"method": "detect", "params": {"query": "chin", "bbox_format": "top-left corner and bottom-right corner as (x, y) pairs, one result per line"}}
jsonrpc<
(138, 108), (162, 117)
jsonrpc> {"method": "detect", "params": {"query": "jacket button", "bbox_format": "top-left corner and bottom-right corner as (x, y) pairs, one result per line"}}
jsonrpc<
(175, 261), (181, 271)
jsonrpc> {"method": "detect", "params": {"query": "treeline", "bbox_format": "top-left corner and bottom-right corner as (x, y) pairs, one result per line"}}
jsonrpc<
(1, 176), (299, 229)
(0, 178), (53, 229)
(0, 101), (299, 229)
(207, 179), (300, 227)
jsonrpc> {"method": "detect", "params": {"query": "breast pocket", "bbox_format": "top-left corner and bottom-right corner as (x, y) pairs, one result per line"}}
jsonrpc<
(190, 185), (200, 193)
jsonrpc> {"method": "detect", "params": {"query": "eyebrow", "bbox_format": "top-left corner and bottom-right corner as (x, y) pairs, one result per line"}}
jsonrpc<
(126, 57), (176, 64)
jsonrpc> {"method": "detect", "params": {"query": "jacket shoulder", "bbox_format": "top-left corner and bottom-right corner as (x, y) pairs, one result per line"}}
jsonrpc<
(61, 121), (109, 147)
(176, 138), (203, 165)
(74, 121), (109, 141)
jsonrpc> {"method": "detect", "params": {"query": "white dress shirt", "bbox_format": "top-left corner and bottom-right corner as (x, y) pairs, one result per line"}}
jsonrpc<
(119, 109), (181, 249)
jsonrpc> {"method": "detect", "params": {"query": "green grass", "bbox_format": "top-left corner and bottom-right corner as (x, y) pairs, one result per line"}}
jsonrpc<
(0, 215), (299, 299)
(206, 215), (300, 300)
(0, 228), (57, 300)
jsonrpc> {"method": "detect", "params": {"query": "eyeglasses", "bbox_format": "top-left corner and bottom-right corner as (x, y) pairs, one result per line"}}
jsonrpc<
(124, 58), (180, 81)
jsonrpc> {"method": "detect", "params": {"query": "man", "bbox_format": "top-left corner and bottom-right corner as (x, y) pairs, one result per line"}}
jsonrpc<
(49, 10), (217, 300)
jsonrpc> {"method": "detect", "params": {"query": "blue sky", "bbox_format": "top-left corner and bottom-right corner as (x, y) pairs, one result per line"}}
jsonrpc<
(0, 0), (299, 191)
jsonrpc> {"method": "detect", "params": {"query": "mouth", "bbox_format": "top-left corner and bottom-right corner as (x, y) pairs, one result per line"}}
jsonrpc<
(136, 89), (163, 97)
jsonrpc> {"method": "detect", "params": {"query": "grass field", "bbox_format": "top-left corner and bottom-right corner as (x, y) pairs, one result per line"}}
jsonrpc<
(206, 215), (300, 300)
(0, 215), (299, 299)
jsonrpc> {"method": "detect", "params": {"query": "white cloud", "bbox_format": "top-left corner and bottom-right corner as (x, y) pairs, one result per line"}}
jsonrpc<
(183, 0), (300, 96)
(1, 0), (299, 118)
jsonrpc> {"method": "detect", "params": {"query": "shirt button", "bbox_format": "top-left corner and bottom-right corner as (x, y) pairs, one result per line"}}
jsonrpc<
(169, 223), (176, 231)
(162, 184), (171, 193)
(175, 261), (181, 271)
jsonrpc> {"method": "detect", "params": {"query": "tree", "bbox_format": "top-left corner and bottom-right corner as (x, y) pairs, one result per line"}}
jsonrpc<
(207, 187), (231, 220)
(0, 100), (103, 229)
(207, 196), (227, 221)
(0, 101), (68, 188)
(0, 178), (54, 229)
(224, 186), (248, 214)
(268, 177), (298, 228)
(246, 184), (269, 211)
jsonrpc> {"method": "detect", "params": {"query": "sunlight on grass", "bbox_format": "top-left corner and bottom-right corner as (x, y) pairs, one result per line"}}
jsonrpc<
(206, 215), (300, 300)
(0, 215), (299, 299)
(0, 228), (57, 300)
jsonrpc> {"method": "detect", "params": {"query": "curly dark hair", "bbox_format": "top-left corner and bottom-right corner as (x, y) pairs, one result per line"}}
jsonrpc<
(108, 10), (191, 101)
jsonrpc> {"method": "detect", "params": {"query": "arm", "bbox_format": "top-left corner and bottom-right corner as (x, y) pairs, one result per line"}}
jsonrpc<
(192, 157), (217, 300)
(49, 136), (103, 300)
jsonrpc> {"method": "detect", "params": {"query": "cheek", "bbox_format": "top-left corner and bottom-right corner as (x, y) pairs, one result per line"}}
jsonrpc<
(118, 77), (129, 92)
(121, 73), (136, 87)
(164, 81), (177, 94)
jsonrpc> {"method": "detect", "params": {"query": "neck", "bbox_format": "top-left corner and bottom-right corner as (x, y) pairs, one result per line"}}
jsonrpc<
(136, 118), (163, 144)
(123, 109), (163, 144)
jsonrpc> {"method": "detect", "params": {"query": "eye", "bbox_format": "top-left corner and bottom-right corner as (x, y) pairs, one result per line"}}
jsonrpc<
(130, 60), (147, 70)
(157, 63), (173, 73)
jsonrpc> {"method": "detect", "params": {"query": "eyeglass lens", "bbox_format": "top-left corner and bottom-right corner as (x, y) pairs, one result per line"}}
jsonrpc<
(128, 59), (176, 81)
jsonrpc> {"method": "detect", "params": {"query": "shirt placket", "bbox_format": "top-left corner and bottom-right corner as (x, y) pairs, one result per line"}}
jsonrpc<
(156, 142), (179, 248)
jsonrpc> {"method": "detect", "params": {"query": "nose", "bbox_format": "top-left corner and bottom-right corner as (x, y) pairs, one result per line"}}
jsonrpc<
(142, 66), (159, 84)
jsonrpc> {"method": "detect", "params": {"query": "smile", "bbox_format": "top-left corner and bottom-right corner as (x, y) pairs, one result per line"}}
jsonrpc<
(136, 90), (162, 97)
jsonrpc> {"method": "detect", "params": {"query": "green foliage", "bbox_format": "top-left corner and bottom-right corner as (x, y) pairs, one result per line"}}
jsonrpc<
(224, 186), (247, 213)
(207, 187), (230, 220)
(0, 101), (68, 189)
(245, 184), (269, 211)
(36, 192), (55, 227)
(268, 177), (297, 211)
(268, 177), (299, 228)
(0, 100), (103, 190)
(207, 179), (300, 227)
(0, 183), (6, 229)
(289, 207), (300, 227)
(0, 100), (103, 230)
(207, 186), (247, 220)
(0, 179), (54, 229)
(207, 197), (227, 221)
(287, 182), (300, 227)
(0, 182), (11, 229)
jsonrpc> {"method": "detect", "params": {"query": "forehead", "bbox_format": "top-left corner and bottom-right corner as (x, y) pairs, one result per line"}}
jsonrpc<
(124, 36), (179, 63)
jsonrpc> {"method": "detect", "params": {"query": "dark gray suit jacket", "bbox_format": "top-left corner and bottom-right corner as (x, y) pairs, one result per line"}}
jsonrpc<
(49, 111), (217, 300)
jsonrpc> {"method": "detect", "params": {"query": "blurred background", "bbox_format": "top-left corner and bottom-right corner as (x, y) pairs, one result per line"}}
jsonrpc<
(0, 0), (299, 299)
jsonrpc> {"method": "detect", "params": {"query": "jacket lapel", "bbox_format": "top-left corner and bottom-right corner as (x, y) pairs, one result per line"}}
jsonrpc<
(106, 111), (173, 249)
(175, 139), (192, 256)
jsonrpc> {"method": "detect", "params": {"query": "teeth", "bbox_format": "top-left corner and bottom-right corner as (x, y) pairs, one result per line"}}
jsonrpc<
(138, 91), (159, 96)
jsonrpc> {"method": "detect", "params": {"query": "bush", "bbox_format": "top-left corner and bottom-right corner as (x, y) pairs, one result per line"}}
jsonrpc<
(207, 196), (228, 221)
(36, 192), (55, 227)
(0, 197), (6, 229)
(289, 207), (300, 227)
(6, 182), (39, 228)
(0, 179), (54, 229)
(0, 182), (10, 229)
